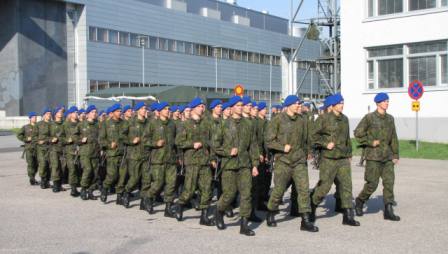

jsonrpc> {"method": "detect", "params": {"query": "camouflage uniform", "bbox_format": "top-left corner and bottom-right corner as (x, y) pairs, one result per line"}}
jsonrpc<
(63, 120), (81, 188)
(311, 112), (353, 209)
(175, 117), (213, 209)
(17, 123), (38, 182)
(35, 120), (52, 185)
(255, 116), (271, 208)
(354, 111), (399, 205)
(49, 120), (65, 184)
(79, 119), (101, 191)
(212, 117), (259, 219)
(116, 118), (131, 195)
(265, 112), (311, 213)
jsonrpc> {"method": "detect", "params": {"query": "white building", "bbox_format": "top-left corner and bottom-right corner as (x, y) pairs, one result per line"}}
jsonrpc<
(341, 0), (448, 142)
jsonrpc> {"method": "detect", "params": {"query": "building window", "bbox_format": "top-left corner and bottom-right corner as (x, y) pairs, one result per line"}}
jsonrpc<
(408, 40), (447, 54)
(89, 80), (97, 92)
(89, 27), (97, 41)
(98, 81), (109, 90)
(158, 38), (168, 51)
(119, 32), (130, 46)
(367, 45), (404, 89)
(109, 30), (119, 44)
(97, 28), (108, 42)
(222, 48), (230, 59)
(409, 56), (436, 86)
(213, 48), (222, 58)
(409, 0), (436, 11)
(120, 82), (130, 88)
(185, 42), (193, 54)
(378, 59), (403, 88)
(109, 82), (119, 88)
(177, 41), (186, 53)
(368, 0), (374, 16)
(442, 55), (448, 84)
(378, 0), (403, 15)
(207, 46), (213, 57)
(168, 39), (176, 52)
(367, 60), (374, 89)
(443, 0), (448, 6)
(130, 33), (140, 47)
(149, 37), (157, 49)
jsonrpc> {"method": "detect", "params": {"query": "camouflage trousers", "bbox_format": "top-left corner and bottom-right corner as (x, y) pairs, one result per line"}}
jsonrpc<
(66, 153), (80, 187)
(24, 148), (37, 180)
(49, 150), (63, 182)
(124, 158), (149, 193)
(140, 163), (153, 199)
(178, 165), (212, 209)
(268, 161), (311, 213)
(217, 168), (252, 218)
(103, 156), (121, 190)
(357, 160), (395, 205)
(312, 158), (353, 209)
(36, 146), (49, 181)
(146, 163), (176, 203)
(80, 156), (99, 190)
(116, 157), (128, 194)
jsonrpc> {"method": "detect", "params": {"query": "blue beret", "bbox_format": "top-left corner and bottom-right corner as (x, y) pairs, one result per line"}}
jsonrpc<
(109, 103), (122, 113)
(328, 93), (344, 106)
(189, 97), (204, 109)
(78, 109), (86, 114)
(169, 105), (177, 112)
(66, 106), (78, 115)
(41, 107), (52, 115)
(283, 95), (300, 107)
(222, 102), (230, 110)
(99, 110), (105, 116)
(123, 105), (132, 112)
(86, 105), (97, 114)
(323, 95), (333, 109)
(257, 102), (267, 110)
(252, 101), (258, 108)
(303, 102), (311, 107)
(374, 92), (389, 103)
(53, 106), (64, 116)
(28, 112), (37, 119)
(134, 102), (146, 111)
(178, 105), (186, 113)
(242, 96), (252, 106)
(149, 102), (159, 111)
(209, 99), (223, 110)
(228, 96), (243, 107)
(157, 101), (169, 111)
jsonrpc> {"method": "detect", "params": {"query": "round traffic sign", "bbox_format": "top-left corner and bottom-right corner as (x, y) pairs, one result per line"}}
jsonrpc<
(408, 80), (424, 100)
(234, 84), (244, 96)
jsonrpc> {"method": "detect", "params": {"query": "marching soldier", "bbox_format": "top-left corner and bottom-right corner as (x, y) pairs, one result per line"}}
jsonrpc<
(99, 103), (125, 203)
(17, 112), (39, 185)
(64, 106), (81, 197)
(49, 106), (65, 192)
(264, 95), (318, 232)
(222, 102), (231, 120)
(255, 102), (271, 211)
(207, 100), (223, 199)
(354, 92), (400, 221)
(213, 96), (259, 236)
(116, 105), (133, 204)
(310, 93), (360, 227)
(79, 105), (100, 200)
(175, 98), (214, 226)
(35, 108), (53, 189)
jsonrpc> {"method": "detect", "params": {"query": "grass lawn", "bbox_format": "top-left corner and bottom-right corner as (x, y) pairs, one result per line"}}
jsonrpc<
(352, 139), (448, 160)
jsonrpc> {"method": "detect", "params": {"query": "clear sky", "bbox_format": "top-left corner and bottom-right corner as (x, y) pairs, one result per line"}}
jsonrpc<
(236, 0), (318, 21)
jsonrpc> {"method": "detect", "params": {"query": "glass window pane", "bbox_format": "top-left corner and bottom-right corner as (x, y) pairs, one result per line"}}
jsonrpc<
(367, 60), (374, 89)
(194, 44), (200, 55)
(109, 82), (119, 88)
(168, 40), (176, 52)
(379, 0), (403, 15)
(139, 36), (148, 48)
(213, 48), (221, 58)
(185, 42), (193, 54)
(242, 51), (248, 62)
(97, 28), (108, 42)
(442, 55), (447, 84)
(254, 53), (260, 64)
(120, 82), (130, 88)
(98, 81), (108, 90)
(159, 38), (168, 50)
(177, 41), (185, 53)
(221, 48), (229, 59)
(368, 0), (374, 16)
(409, 0), (436, 11)
(409, 56), (436, 86)
(408, 41), (448, 54)
(368, 45), (403, 57)
(109, 30), (118, 44)
(378, 59), (403, 88)
(443, 0), (447, 6)
(89, 27), (97, 41)
(149, 37), (157, 49)
(119, 32), (130, 45)
(207, 46), (213, 57)
(130, 33), (140, 47)
(89, 80), (97, 92)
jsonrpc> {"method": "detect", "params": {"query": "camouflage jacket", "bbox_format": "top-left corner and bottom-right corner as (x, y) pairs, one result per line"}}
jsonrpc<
(123, 117), (149, 161)
(354, 111), (399, 161)
(175, 117), (211, 166)
(78, 120), (100, 158)
(49, 120), (65, 153)
(206, 115), (222, 161)
(99, 118), (125, 157)
(256, 117), (268, 157)
(144, 118), (176, 164)
(17, 123), (37, 150)
(312, 111), (352, 159)
(265, 112), (309, 166)
(212, 117), (259, 170)
(63, 120), (80, 156)
(35, 120), (52, 149)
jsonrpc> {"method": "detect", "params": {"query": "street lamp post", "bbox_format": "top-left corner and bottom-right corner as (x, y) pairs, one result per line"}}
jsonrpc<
(138, 36), (146, 87)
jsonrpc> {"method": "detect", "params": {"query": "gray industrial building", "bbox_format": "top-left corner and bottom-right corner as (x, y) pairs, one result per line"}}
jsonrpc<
(0, 0), (322, 116)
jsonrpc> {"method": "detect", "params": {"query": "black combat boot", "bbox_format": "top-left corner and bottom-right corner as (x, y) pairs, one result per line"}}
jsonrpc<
(139, 198), (145, 210)
(88, 189), (96, 200)
(300, 213), (319, 232)
(40, 179), (49, 189)
(215, 209), (226, 230)
(52, 181), (61, 193)
(289, 202), (300, 217)
(355, 198), (364, 216)
(145, 198), (154, 214)
(384, 203), (400, 221)
(175, 203), (184, 221)
(122, 192), (130, 208)
(240, 217), (255, 236)
(29, 178), (38, 186)
(80, 188), (88, 200)
(225, 209), (234, 218)
(100, 188), (108, 203)
(199, 208), (215, 226)
(342, 209), (361, 226)
(334, 198), (343, 213)
(70, 186), (80, 197)
(310, 201), (317, 223)
(266, 210), (277, 227)
(116, 193), (123, 205)
(248, 210), (262, 223)
(164, 203), (175, 218)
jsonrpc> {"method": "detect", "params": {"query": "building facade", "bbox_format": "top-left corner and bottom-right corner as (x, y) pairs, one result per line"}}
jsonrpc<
(341, 0), (448, 142)
(0, 0), (322, 116)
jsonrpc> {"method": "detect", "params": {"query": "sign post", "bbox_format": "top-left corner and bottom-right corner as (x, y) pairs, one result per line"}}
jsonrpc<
(408, 80), (424, 151)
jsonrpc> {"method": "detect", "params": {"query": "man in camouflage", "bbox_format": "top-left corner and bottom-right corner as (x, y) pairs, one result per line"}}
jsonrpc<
(264, 95), (318, 232)
(207, 100), (223, 200)
(213, 96), (259, 236)
(256, 102), (272, 210)
(99, 103), (125, 203)
(35, 108), (53, 189)
(175, 98), (214, 226)
(17, 112), (39, 185)
(49, 106), (66, 192)
(79, 105), (100, 200)
(64, 106), (81, 197)
(115, 105), (133, 204)
(354, 92), (400, 221)
(310, 93), (360, 227)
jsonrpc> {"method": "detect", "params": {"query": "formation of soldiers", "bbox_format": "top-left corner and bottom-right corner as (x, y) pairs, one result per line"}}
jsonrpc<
(17, 92), (401, 236)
